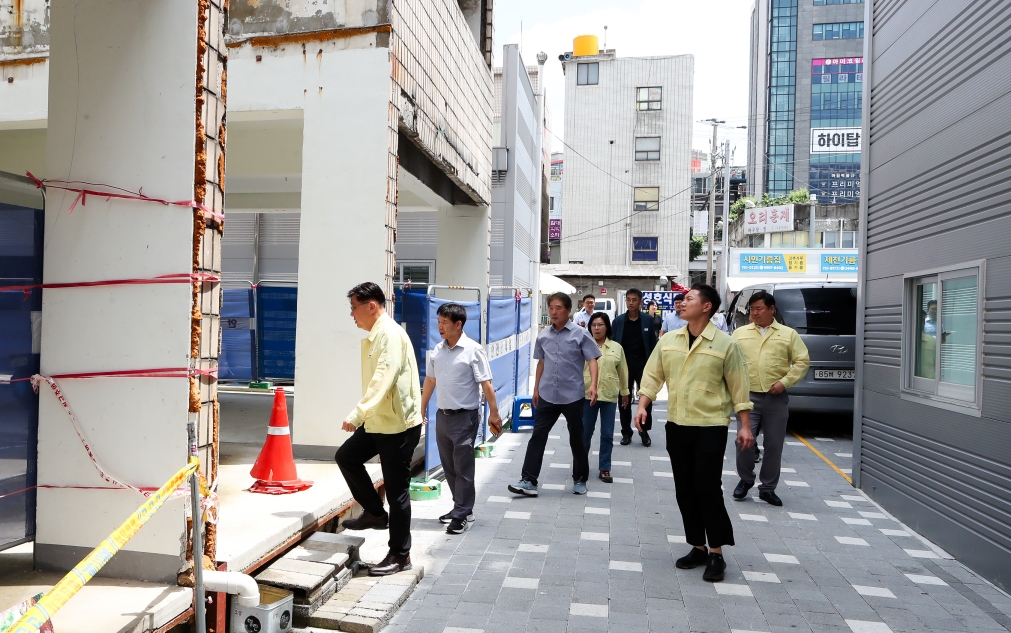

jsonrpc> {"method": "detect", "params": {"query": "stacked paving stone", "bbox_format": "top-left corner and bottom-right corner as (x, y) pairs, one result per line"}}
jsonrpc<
(255, 533), (365, 627)
(302, 567), (424, 633)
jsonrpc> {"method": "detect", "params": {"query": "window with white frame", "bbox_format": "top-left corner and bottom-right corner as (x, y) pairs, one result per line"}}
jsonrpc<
(636, 86), (662, 110)
(632, 237), (658, 261)
(635, 137), (661, 161)
(576, 62), (599, 85)
(633, 187), (660, 211)
(904, 264), (982, 407)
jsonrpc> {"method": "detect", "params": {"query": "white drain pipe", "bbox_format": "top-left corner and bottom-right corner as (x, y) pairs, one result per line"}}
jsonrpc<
(203, 570), (260, 607)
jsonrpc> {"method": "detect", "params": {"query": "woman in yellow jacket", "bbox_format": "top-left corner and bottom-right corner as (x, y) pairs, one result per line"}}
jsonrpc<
(582, 312), (630, 483)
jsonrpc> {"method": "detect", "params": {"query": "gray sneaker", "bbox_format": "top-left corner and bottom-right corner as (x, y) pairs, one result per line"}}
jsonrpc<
(508, 480), (538, 497)
(572, 480), (587, 495)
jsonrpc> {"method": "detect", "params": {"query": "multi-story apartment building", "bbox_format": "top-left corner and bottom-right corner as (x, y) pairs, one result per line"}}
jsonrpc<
(554, 42), (694, 290)
(748, 0), (865, 203)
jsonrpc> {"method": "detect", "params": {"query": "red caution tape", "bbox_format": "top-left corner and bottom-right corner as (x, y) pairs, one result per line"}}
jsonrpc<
(25, 171), (225, 223)
(0, 272), (219, 301)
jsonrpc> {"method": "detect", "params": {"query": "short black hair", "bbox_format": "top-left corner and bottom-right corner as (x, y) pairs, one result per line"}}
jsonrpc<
(748, 290), (776, 309)
(690, 283), (721, 316)
(927, 300), (937, 308)
(647, 300), (658, 308)
(588, 312), (613, 340)
(626, 288), (642, 300)
(548, 292), (572, 310)
(582, 294), (596, 302)
(347, 282), (386, 308)
(437, 302), (467, 325)
(673, 293), (685, 301)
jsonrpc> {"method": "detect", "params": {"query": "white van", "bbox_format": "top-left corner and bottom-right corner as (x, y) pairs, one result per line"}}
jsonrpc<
(591, 297), (617, 323)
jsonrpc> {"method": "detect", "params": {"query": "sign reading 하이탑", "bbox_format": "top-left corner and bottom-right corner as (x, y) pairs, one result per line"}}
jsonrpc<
(744, 204), (794, 235)
(811, 127), (862, 153)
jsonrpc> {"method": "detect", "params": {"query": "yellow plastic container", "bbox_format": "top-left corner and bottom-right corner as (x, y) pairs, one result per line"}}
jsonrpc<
(573, 35), (599, 57)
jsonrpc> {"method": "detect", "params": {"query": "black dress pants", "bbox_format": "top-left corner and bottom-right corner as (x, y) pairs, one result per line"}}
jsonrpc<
(619, 356), (653, 438)
(666, 422), (735, 548)
(520, 398), (589, 485)
(335, 424), (422, 557)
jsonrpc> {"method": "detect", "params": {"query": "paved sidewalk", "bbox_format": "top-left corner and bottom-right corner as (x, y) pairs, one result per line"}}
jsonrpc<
(385, 400), (1011, 633)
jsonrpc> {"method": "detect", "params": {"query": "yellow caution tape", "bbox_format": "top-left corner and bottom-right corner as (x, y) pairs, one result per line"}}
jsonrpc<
(791, 431), (853, 484)
(8, 459), (200, 633)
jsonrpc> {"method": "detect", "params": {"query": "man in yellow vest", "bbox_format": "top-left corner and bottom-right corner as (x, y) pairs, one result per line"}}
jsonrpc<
(336, 282), (423, 576)
(731, 290), (809, 507)
(635, 284), (754, 582)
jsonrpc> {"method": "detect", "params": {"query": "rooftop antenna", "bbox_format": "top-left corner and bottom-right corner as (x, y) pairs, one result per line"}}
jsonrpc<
(603, 25), (608, 48)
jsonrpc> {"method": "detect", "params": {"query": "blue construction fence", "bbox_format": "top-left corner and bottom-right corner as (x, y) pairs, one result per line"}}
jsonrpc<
(219, 284), (298, 383)
(395, 288), (533, 475)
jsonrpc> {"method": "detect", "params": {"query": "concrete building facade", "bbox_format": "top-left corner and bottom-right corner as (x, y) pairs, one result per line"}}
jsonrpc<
(558, 48), (694, 288)
(0, 0), (497, 585)
(748, 0), (864, 203)
(855, 0), (1011, 593)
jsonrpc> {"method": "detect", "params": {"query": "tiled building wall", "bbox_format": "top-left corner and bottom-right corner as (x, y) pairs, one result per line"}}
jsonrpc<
(391, 0), (493, 206)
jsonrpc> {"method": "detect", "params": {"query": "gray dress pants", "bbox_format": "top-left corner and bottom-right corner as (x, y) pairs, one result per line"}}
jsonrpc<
(436, 408), (481, 520)
(735, 391), (790, 492)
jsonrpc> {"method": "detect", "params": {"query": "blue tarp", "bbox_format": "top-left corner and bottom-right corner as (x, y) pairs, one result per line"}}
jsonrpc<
(0, 204), (42, 549)
(219, 288), (255, 381)
(256, 285), (297, 380)
(486, 297), (517, 426)
(515, 297), (533, 396)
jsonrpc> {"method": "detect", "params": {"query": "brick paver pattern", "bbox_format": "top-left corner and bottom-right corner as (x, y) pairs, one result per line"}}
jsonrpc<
(384, 401), (1011, 633)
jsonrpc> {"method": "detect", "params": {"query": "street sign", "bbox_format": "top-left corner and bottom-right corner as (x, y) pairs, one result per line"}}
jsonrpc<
(600, 288), (607, 295)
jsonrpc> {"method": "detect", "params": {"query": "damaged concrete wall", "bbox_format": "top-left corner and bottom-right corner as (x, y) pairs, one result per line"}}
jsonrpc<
(35, 0), (223, 584)
(0, 0), (50, 57)
(226, 0), (386, 39)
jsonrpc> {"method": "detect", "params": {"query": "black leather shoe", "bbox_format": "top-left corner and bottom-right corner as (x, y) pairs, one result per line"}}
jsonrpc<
(619, 436), (632, 446)
(733, 480), (754, 500)
(759, 491), (783, 506)
(368, 552), (412, 576)
(343, 511), (389, 531)
(703, 553), (726, 582)
(675, 546), (709, 569)
(640, 431), (652, 447)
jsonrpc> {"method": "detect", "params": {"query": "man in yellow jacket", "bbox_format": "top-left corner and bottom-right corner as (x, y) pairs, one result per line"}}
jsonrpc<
(731, 290), (810, 507)
(635, 284), (754, 582)
(336, 282), (423, 576)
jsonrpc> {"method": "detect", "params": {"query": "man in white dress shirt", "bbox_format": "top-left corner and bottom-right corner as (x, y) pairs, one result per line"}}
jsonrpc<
(421, 303), (501, 534)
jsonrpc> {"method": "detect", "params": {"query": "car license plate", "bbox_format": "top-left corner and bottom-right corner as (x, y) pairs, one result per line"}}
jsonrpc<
(814, 369), (855, 380)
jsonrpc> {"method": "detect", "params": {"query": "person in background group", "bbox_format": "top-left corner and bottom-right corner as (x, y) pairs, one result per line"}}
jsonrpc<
(336, 282), (422, 576)
(574, 294), (595, 328)
(659, 293), (688, 336)
(732, 291), (809, 507)
(581, 312), (629, 484)
(635, 284), (754, 582)
(612, 288), (658, 447)
(710, 310), (731, 334)
(647, 301), (663, 334)
(509, 292), (600, 497)
(421, 303), (502, 535)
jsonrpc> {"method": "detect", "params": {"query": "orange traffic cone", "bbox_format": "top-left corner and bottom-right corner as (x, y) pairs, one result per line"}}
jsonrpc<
(249, 388), (313, 494)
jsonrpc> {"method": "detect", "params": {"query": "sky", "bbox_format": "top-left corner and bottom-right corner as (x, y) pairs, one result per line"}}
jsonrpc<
(492, 0), (754, 166)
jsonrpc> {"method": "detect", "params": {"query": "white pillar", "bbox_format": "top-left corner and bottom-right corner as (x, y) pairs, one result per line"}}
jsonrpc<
(436, 204), (491, 302)
(289, 49), (393, 457)
(37, 0), (225, 582)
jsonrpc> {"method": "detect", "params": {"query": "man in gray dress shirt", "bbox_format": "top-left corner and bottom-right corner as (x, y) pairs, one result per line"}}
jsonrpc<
(509, 292), (601, 496)
(422, 303), (501, 535)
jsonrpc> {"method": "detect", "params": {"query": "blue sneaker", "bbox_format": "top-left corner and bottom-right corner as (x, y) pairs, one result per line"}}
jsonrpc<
(572, 480), (587, 495)
(508, 480), (538, 497)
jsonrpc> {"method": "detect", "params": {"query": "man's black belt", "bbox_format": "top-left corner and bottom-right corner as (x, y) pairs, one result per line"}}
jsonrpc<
(439, 407), (477, 415)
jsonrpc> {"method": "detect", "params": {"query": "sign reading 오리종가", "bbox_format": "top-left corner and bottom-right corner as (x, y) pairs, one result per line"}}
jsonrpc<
(744, 204), (795, 235)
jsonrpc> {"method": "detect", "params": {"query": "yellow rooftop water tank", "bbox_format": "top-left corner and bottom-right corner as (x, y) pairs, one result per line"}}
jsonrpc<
(573, 35), (599, 57)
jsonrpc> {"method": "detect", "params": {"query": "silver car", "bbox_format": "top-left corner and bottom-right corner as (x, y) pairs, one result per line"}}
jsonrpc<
(727, 282), (856, 413)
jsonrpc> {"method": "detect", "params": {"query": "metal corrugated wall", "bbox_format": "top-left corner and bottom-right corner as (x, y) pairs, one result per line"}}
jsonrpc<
(859, 0), (1011, 592)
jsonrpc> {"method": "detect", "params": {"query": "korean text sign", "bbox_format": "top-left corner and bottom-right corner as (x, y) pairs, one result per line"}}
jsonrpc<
(744, 204), (794, 235)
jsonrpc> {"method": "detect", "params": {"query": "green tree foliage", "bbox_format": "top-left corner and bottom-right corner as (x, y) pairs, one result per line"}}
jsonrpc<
(689, 234), (705, 262)
(730, 189), (810, 222)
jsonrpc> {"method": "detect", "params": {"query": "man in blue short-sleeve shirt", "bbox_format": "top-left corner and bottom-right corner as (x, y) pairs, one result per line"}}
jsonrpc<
(508, 292), (601, 497)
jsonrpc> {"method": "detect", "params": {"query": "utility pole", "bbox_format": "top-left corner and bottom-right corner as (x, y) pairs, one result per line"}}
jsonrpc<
(703, 119), (724, 286)
(721, 139), (731, 299)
